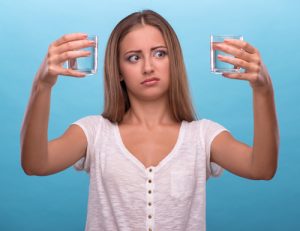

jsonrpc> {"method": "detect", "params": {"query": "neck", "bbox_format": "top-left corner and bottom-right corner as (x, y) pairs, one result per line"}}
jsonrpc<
(121, 96), (176, 127)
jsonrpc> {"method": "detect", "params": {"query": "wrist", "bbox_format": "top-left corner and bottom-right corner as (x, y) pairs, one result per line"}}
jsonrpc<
(33, 78), (54, 93)
(250, 74), (274, 97)
(252, 84), (274, 98)
(34, 61), (58, 89)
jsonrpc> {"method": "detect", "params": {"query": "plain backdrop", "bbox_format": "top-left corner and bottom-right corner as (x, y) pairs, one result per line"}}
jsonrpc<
(0, 0), (299, 230)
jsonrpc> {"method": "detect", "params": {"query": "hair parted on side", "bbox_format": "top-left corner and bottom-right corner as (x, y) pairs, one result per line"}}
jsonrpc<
(102, 9), (197, 123)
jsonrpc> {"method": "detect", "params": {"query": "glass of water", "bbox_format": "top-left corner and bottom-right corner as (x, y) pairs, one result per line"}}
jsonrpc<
(67, 35), (98, 75)
(210, 35), (243, 74)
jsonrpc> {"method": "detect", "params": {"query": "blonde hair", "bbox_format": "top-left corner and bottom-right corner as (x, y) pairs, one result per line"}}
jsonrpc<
(102, 10), (197, 123)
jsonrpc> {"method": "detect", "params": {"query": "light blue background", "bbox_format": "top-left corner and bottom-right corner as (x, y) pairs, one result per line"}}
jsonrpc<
(1, 0), (299, 230)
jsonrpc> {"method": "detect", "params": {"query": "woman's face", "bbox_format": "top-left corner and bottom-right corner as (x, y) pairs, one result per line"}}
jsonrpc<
(118, 25), (170, 102)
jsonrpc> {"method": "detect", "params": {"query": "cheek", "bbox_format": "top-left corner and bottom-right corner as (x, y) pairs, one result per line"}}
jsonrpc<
(120, 63), (140, 78)
(159, 59), (170, 76)
(120, 65), (141, 87)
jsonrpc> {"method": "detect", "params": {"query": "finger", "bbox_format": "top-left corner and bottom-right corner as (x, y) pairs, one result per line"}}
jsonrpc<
(53, 33), (88, 47)
(53, 50), (91, 64)
(217, 54), (257, 72)
(55, 66), (87, 77)
(56, 39), (95, 53)
(224, 39), (257, 54)
(222, 72), (255, 81)
(213, 43), (252, 62)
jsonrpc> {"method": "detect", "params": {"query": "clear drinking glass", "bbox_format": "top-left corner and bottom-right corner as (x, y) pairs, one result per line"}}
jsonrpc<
(210, 35), (243, 74)
(67, 35), (98, 75)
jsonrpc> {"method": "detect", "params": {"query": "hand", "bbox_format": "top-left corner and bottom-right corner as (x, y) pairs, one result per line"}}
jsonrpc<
(36, 33), (95, 87)
(213, 39), (273, 94)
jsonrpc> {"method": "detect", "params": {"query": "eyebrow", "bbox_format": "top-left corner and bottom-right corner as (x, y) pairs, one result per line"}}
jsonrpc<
(123, 45), (167, 56)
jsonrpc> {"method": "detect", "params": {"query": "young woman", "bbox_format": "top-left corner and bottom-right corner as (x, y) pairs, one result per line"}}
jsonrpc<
(21, 10), (279, 231)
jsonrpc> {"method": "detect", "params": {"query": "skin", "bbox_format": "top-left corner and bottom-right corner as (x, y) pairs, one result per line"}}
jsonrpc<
(211, 40), (279, 179)
(20, 33), (94, 175)
(20, 26), (279, 180)
(117, 25), (181, 168)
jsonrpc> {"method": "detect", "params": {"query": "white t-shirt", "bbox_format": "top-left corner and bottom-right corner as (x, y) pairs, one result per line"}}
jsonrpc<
(73, 115), (228, 231)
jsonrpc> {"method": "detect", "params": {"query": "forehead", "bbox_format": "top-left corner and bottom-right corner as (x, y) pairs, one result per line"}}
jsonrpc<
(119, 25), (166, 52)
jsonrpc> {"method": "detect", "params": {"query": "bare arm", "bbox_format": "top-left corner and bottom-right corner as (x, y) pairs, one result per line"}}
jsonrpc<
(210, 40), (279, 180)
(20, 33), (95, 176)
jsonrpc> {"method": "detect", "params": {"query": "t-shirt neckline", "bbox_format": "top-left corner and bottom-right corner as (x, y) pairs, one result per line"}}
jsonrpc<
(113, 121), (186, 173)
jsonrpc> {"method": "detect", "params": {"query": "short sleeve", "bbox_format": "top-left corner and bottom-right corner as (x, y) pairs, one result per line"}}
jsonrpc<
(200, 119), (229, 179)
(72, 115), (103, 173)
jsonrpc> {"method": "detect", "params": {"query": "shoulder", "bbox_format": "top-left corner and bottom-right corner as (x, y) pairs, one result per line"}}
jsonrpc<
(72, 114), (115, 134)
(184, 118), (229, 142)
(184, 118), (225, 130)
(73, 114), (113, 126)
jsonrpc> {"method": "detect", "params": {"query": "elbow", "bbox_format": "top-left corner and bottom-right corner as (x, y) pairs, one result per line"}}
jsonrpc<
(23, 169), (35, 176)
(251, 147), (279, 181)
(22, 164), (35, 176)
(21, 161), (38, 176)
(261, 171), (276, 180)
(21, 156), (48, 176)
(21, 151), (35, 176)
(22, 165), (49, 176)
(252, 166), (277, 181)
(262, 153), (279, 181)
(21, 146), (50, 176)
(266, 166), (278, 180)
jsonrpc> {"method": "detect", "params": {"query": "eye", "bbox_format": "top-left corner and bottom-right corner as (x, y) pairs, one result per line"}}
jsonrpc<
(127, 55), (140, 63)
(154, 50), (167, 58)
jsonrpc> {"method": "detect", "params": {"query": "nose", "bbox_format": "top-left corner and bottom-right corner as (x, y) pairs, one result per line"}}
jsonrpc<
(143, 55), (154, 75)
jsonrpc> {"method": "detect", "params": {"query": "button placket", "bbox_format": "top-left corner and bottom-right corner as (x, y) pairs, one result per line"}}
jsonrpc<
(146, 167), (155, 231)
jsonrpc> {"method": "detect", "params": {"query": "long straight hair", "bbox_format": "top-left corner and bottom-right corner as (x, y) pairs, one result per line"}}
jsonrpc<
(102, 10), (197, 123)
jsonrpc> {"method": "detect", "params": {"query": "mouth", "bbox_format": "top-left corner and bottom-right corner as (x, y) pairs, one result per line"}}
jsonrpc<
(141, 77), (160, 85)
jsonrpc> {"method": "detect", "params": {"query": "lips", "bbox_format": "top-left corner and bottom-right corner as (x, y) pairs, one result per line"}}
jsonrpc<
(141, 77), (160, 85)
